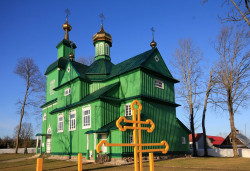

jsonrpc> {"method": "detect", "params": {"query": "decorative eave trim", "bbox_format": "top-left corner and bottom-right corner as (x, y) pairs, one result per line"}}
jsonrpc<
(40, 98), (57, 108)
(121, 95), (180, 107)
(54, 76), (91, 91)
(140, 67), (179, 83)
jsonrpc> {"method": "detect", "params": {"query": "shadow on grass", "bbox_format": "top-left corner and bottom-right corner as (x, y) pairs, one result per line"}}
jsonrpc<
(44, 164), (77, 171)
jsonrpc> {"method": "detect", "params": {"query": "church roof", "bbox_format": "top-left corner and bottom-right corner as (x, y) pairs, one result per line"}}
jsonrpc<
(106, 48), (155, 79)
(86, 59), (114, 75)
(45, 57), (68, 75)
(50, 82), (120, 114)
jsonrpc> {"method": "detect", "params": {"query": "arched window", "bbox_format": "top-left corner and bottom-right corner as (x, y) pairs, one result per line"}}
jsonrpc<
(105, 43), (109, 55)
(95, 44), (99, 56)
(99, 43), (104, 55)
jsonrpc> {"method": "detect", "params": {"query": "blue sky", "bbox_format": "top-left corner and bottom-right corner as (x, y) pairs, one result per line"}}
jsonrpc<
(0, 0), (249, 139)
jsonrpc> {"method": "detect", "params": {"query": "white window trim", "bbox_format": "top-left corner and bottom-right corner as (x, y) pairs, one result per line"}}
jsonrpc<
(125, 103), (132, 116)
(99, 42), (104, 55)
(182, 137), (186, 144)
(95, 44), (99, 56)
(64, 88), (71, 96)
(82, 105), (91, 129)
(43, 113), (46, 121)
(154, 55), (159, 62)
(105, 43), (109, 56)
(129, 135), (133, 144)
(69, 110), (76, 131)
(47, 124), (52, 134)
(57, 113), (64, 133)
(154, 79), (164, 89)
(67, 66), (70, 72)
(50, 80), (55, 95)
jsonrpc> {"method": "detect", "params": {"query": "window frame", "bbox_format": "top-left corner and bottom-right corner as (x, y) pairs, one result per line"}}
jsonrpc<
(105, 43), (109, 55)
(99, 42), (104, 55)
(57, 113), (64, 133)
(82, 105), (91, 129)
(64, 88), (71, 96)
(69, 110), (76, 131)
(129, 135), (133, 144)
(125, 103), (132, 116)
(49, 80), (55, 95)
(182, 137), (186, 144)
(154, 79), (164, 89)
(43, 113), (46, 121)
(95, 44), (99, 56)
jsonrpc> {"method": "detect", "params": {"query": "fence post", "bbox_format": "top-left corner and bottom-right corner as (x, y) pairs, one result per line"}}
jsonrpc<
(78, 153), (82, 171)
(149, 153), (154, 171)
(36, 158), (43, 171)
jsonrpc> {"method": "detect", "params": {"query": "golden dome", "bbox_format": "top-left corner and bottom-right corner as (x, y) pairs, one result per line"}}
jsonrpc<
(62, 19), (72, 40)
(69, 52), (74, 60)
(150, 40), (157, 48)
(92, 24), (112, 46)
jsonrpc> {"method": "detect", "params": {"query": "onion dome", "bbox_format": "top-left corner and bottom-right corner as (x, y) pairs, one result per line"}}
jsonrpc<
(92, 24), (112, 46)
(150, 39), (157, 48)
(69, 52), (74, 60)
(62, 19), (72, 40)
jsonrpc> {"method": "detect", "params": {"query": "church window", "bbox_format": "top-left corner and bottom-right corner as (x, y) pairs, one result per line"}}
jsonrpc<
(69, 110), (76, 131)
(49, 80), (55, 95)
(67, 66), (70, 72)
(47, 125), (52, 134)
(125, 104), (132, 116)
(64, 88), (71, 96)
(58, 114), (64, 133)
(154, 55), (159, 62)
(43, 113), (46, 121)
(155, 79), (164, 89)
(105, 43), (109, 55)
(99, 43), (104, 55)
(82, 106), (91, 129)
(95, 44), (99, 56)
(129, 135), (133, 144)
(182, 137), (186, 144)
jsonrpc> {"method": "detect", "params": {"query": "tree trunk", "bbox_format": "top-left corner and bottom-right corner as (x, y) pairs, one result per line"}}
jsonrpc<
(202, 105), (208, 156)
(229, 105), (238, 157)
(15, 85), (29, 154)
(190, 107), (197, 156)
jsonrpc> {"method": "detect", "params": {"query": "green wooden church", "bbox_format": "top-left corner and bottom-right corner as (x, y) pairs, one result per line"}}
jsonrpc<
(36, 17), (190, 160)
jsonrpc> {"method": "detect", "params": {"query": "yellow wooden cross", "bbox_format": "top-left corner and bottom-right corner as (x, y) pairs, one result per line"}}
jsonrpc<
(96, 100), (169, 171)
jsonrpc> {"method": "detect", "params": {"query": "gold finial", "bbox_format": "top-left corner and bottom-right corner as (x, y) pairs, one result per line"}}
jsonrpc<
(69, 42), (74, 60)
(62, 8), (72, 40)
(92, 13), (112, 46)
(150, 27), (157, 48)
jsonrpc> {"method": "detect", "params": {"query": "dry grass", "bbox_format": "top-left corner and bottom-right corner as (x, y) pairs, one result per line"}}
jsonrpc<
(0, 154), (250, 171)
(0, 153), (34, 161)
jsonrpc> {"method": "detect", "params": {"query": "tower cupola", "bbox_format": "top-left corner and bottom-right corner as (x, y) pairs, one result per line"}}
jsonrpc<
(56, 9), (77, 59)
(92, 14), (112, 61)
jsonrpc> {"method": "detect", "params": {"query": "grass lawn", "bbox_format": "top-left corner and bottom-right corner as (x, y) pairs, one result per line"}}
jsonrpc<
(0, 153), (34, 161)
(0, 154), (250, 171)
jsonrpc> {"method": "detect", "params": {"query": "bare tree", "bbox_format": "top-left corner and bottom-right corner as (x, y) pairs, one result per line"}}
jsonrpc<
(76, 56), (95, 66)
(202, 0), (250, 27)
(14, 57), (43, 153)
(13, 122), (34, 154)
(172, 38), (203, 156)
(202, 69), (216, 156)
(212, 26), (249, 157)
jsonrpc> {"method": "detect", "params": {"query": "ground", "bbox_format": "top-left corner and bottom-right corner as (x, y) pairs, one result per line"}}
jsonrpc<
(0, 154), (250, 171)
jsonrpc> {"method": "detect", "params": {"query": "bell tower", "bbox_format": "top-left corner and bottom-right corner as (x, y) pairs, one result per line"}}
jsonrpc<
(92, 13), (112, 61)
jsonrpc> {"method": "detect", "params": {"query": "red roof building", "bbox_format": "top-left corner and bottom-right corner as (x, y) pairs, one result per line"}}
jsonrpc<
(189, 133), (224, 149)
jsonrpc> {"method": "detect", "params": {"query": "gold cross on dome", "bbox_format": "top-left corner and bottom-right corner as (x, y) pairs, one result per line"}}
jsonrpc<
(99, 13), (105, 24)
(65, 8), (71, 19)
